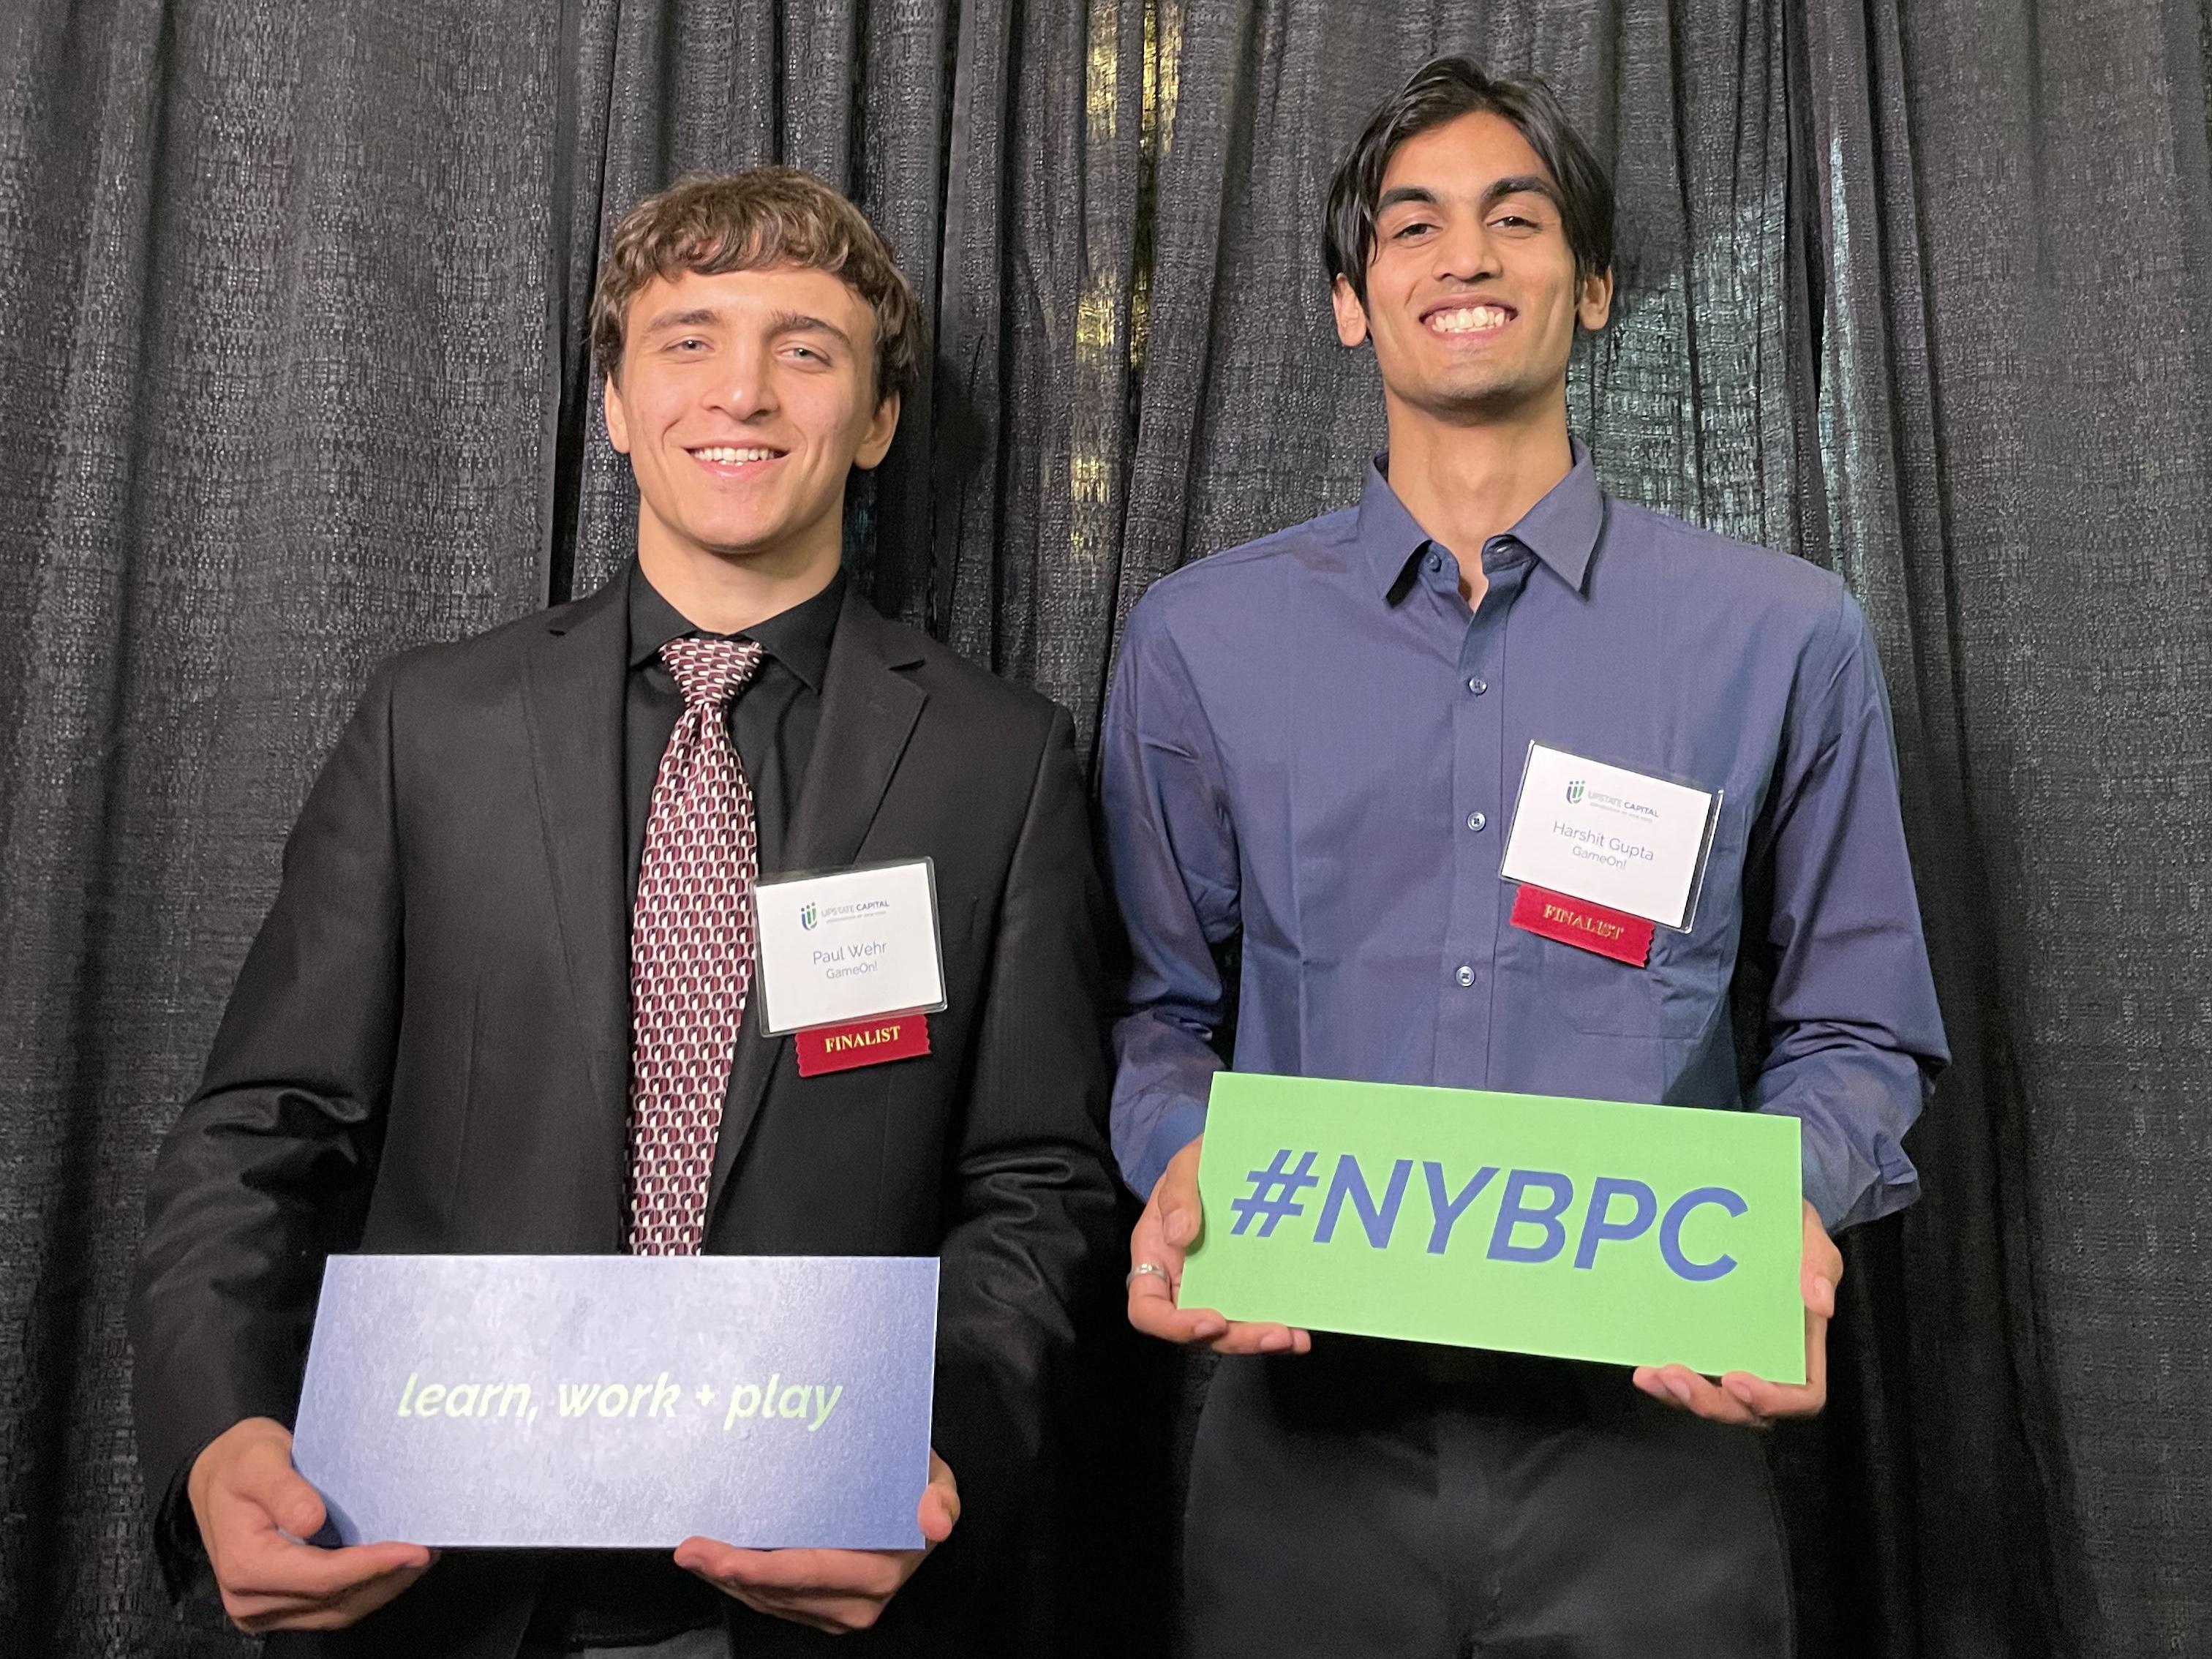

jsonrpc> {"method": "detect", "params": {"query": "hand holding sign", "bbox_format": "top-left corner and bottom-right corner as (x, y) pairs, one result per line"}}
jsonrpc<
(676, 1448), (958, 1634)
(1633, 1200), (1841, 1426)
(1173, 1075), (1806, 1380)
(1126, 1137), (1312, 1357)
(291, 1256), (939, 1551)
(188, 1418), (434, 1634)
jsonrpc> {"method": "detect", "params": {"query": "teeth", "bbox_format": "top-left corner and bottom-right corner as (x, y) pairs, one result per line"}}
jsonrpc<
(693, 446), (779, 464)
(1429, 306), (1510, 334)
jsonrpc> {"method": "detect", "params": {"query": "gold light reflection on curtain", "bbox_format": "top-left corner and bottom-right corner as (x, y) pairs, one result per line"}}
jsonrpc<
(1069, 0), (1185, 567)
(1071, 0), (1124, 568)
(1086, 0), (1121, 144)
(1132, 0), (1182, 377)
(1077, 277), (1120, 369)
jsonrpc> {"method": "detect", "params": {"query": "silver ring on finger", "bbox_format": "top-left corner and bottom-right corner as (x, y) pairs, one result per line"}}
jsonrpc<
(1126, 1260), (1167, 1288)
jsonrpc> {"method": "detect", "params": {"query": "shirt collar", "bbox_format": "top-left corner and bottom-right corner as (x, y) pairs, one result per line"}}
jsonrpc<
(1355, 436), (1605, 598)
(626, 559), (843, 692)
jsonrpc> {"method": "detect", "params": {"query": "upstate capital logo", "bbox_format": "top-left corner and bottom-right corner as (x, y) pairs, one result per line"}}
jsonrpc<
(802, 897), (895, 930)
(1563, 778), (1659, 823)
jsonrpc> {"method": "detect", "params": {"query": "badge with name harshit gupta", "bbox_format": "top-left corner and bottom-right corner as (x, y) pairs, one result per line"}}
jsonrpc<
(1499, 743), (1721, 963)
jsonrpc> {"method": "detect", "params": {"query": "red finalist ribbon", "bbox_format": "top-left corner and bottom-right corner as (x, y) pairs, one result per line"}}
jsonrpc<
(794, 1013), (931, 1077)
(1509, 886), (1656, 968)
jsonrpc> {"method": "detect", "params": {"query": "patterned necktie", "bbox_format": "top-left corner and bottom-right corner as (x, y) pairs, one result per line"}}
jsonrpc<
(625, 635), (766, 1254)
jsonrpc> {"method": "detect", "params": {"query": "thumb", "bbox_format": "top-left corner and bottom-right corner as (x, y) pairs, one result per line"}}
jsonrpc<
(1802, 1241), (1840, 1320)
(1157, 1147), (1203, 1249)
(1801, 1202), (1841, 1320)
(1162, 1198), (1195, 1249)
(241, 1443), (328, 1539)
(918, 1452), (959, 1542)
(918, 1487), (956, 1545)
(275, 1476), (328, 1540)
(1805, 1267), (1836, 1321)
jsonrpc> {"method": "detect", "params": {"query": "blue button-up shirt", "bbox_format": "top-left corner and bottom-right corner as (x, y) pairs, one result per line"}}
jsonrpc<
(1101, 441), (1948, 1231)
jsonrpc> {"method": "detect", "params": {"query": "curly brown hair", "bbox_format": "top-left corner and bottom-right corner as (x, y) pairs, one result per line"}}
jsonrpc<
(590, 168), (920, 406)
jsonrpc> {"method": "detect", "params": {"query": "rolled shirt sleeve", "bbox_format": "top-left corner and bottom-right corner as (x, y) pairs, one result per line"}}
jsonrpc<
(1100, 599), (1238, 1200)
(1750, 590), (1949, 1231)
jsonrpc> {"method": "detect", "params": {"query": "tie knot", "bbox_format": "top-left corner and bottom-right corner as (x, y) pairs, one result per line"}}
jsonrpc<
(660, 636), (765, 709)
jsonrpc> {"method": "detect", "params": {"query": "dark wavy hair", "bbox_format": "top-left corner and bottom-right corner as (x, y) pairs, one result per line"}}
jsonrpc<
(591, 168), (919, 406)
(1323, 57), (1615, 309)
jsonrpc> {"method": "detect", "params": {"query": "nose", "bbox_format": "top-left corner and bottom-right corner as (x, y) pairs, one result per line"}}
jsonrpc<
(1432, 212), (1501, 285)
(707, 338), (778, 421)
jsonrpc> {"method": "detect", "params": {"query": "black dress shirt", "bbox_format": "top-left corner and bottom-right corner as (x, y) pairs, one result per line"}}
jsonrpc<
(625, 559), (843, 893)
(541, 563), (843, 1647)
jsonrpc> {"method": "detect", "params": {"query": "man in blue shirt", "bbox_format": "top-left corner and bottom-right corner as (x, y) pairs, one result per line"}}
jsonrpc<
(1101, 57), (1947, 1657)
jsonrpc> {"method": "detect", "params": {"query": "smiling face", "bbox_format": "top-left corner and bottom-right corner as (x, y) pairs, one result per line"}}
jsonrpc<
(1333, 109), (1611, 426)
(603, 263), (898, 579)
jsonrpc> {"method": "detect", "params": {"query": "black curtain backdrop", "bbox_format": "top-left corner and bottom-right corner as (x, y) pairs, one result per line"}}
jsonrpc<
(2, 1), (2206, 1654)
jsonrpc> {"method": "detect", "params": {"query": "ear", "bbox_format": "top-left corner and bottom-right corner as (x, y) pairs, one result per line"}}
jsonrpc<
(854, 389), (901, 471)
(602, 372), (632, 456)
(1331, 274), (1371, 348)
(1576, 265), (1614, 333)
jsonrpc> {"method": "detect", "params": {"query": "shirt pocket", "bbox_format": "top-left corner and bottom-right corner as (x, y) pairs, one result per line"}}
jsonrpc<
(1538, 808), (1739, 1040)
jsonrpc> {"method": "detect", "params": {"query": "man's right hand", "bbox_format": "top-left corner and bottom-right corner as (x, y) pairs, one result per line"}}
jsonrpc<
(1125, 1137), (1312, 1355)
(187, 1417), (434, 1633)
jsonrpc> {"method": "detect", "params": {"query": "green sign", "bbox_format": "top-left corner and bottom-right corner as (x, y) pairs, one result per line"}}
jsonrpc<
(1176, 1073), (1805, 1382)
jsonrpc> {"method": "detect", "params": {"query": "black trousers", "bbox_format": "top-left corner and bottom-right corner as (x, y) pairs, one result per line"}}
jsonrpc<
(1181, 1340), (1793, 1659)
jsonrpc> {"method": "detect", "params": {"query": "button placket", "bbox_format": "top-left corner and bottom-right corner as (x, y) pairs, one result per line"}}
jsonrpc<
(1435, 553), (1529, 1080)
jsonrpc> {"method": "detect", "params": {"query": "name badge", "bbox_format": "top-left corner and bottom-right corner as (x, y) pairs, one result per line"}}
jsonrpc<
(1499, 745), (1720, 964)
(755, 859), (948, 1074)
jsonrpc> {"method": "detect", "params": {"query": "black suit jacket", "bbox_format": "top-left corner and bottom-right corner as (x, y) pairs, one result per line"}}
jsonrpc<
(129, 575), (1120, 1657)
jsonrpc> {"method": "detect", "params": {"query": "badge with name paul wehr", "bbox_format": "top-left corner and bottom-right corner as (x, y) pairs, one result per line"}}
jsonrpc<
(1498, 745), (1721, 967)
(754, 859), (948, 1077)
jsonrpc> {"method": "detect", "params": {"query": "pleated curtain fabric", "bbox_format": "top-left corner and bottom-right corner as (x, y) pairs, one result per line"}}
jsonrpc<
(0, 4), (562, 1654)
(1, 1), (2205, 1655)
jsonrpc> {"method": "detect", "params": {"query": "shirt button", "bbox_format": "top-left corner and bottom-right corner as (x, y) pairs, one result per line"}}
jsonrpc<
(1455, 964), (1476, 988)
(1466, 811), (1487, 832)
(1467, 677), (1488, 695)
(1426, 553), (1445, 574)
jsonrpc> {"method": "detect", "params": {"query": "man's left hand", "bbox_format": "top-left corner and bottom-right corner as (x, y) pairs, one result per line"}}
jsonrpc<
(1631, 1200), (1841, 1428)
(674, 1450), (958, 1634)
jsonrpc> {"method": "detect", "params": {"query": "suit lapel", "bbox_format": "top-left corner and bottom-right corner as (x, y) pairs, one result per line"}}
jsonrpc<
(708, 590), (928, 1211)
(520, 576), (632, 1191)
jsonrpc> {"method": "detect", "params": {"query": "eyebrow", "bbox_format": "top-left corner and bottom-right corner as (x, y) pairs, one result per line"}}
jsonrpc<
(1377, 184), (1441, 214)
(764, 310), (854, 348)
(1481, 174), (1564, 213)
(639, 305), (725, 334)
(635, 306), (855, 347)
(1374, 175), (1564, 216)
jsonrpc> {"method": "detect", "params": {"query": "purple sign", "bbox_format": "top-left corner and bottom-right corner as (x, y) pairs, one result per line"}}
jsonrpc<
(291, 1254), (938, 1549)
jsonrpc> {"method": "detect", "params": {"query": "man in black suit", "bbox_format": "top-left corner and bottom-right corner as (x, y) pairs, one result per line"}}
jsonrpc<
(129, 167), (1118, 1658)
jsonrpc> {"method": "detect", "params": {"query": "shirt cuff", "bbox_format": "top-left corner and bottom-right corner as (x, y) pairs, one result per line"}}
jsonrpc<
(1127, 1099), (1210, 1201)
(151, 1462), (217, 1604)
(1793, 1110), (1921, 1235)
